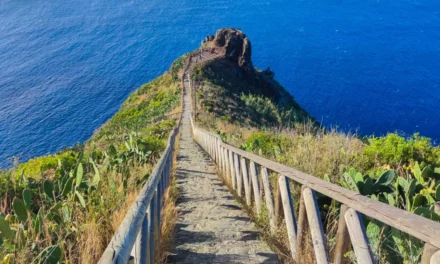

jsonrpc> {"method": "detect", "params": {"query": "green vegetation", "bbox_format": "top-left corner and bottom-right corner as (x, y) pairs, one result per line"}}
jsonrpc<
(170, 56), (185, 81)
(192, 58), (440, 263)
(0, 56), (183, 264)
(191, 59), (314, 130)
(364, 133), (440, 174)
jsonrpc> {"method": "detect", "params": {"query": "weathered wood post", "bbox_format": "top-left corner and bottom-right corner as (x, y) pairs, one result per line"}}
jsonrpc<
(334, 204), (351, 264)
(261, 167), (276, 231)
(296, 186), (308, 260)
(429, 250), (440, 264)
(131, 211), (149, 264)
(421, 204), (440, 264)
(303, 188), (329, 264)
(234, 153), (242, 196)
(147, 196), (156, 264)
(241, 157), (251, 205)
(278, 175), (298, 259)
(229, 150), (236, 189)
(344, 208), (375, 264)
(223, 148), (228, 181)
(249, 161), (261, 214)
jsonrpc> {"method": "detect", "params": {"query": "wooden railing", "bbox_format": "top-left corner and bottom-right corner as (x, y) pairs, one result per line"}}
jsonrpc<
(183, 53), (440, 263)
(98, 73), (185, 264)
(190, 120), (440, 263)
(98, 122), (178, 264)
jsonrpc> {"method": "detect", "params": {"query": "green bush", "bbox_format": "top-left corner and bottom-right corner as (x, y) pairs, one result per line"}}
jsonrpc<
(364, 133), (440, 170)
(239, 93), (282, 125)
(17, 151), (77, 179)
(240, 132), (290, 160)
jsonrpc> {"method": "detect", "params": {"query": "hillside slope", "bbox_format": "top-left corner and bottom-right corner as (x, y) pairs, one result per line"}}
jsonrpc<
(192, 28), (315, 130)
(191, 28), (440, 264)
(0, 61), (184, 263)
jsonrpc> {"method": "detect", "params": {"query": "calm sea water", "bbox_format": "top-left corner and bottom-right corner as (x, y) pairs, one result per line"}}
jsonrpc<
(1, 0), (440, 167)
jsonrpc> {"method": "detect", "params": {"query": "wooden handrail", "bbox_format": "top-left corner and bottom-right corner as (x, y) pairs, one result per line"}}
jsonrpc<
(191, 120), (440, 262)
(98, 59), (187, 263)
(186, 50), (440, 263)
(99, 124), (178, 263)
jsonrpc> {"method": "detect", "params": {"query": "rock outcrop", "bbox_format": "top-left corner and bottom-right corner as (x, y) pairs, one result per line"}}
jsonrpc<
(203, 28), (253, 72)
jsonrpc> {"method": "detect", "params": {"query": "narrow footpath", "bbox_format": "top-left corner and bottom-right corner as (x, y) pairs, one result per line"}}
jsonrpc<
(168, 55), (279, 263)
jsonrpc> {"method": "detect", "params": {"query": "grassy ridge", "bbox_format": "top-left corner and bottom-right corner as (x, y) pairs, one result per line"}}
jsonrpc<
(193, 58), (440, 263)
(0, 60), (183, 263)
(191, 59), (314, 129)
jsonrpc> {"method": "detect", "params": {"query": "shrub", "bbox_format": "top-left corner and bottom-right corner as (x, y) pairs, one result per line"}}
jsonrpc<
(16, 151), (77, 179)
(364, 133), (440, 170)
(240, 132), (290, 160)
(239, 93), (282, 125)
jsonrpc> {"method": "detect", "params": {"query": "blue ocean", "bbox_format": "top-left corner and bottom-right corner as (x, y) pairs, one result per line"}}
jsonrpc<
(1, 0), (439, 167)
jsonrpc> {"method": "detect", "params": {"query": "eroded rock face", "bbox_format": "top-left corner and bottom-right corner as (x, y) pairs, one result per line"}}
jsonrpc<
(204, 28), (253, 71)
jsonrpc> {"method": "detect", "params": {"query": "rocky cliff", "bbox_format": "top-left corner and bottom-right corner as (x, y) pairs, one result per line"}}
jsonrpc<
(194, 28), (315, 126)
(203, 28), (253, 72)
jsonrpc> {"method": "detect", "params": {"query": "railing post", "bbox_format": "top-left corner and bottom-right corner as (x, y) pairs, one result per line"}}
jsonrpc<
(334, 204), (351, 264)
(275, 183), (283, 221)
(344, 208), (375, 264)
(422, 244), (440, 264)
(222, 148), (228, 179)
(212, 137), (216, 161)
(163, 160), (168, 189)
(209, 136), (212, 157)
(217, 144), (222, 172)
(166, 155), (171, 187)
(249, 161), (262, 214)
(278, 175), (298, 259)
(229, 150), (236, 189)
(219, 146), (224, 175)
(133, 213), (149, 263)
(212, 136), (216, 162)
(296, 186), (308, 260)
(147, 196), (156, 264)
(155, 187), (161, 258)
(224, 148), (229, 181)
(303, 188), (329, 264)
(261, 167), (276, 232)
(216, 139), (221, 166)
(223, 148), (228, 181)
(430, 250), (440, 264)
(234, 153), (242, 197)
(241, 157), (251, 206)
(422, 197), (440, 264)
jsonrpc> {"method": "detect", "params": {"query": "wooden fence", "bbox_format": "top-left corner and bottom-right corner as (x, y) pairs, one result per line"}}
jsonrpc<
(190, 120), (440, 263)
(98, 123), (177, 264)
(98, 81), (184, 264)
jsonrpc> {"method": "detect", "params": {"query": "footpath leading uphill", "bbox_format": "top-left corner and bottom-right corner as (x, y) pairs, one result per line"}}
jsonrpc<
(169, 49), (279, 263)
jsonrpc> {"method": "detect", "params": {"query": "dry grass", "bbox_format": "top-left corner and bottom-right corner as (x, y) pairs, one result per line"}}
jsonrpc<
(110, 191), (139, 232)
(213, 121), (367, 183)
(79, 218), (107, 264)
(278, 124), (367, 181)
(158, 177), (179, 263)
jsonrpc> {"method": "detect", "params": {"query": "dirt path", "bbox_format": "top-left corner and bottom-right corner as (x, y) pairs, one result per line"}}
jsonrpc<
(168, 54), (279, 263)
